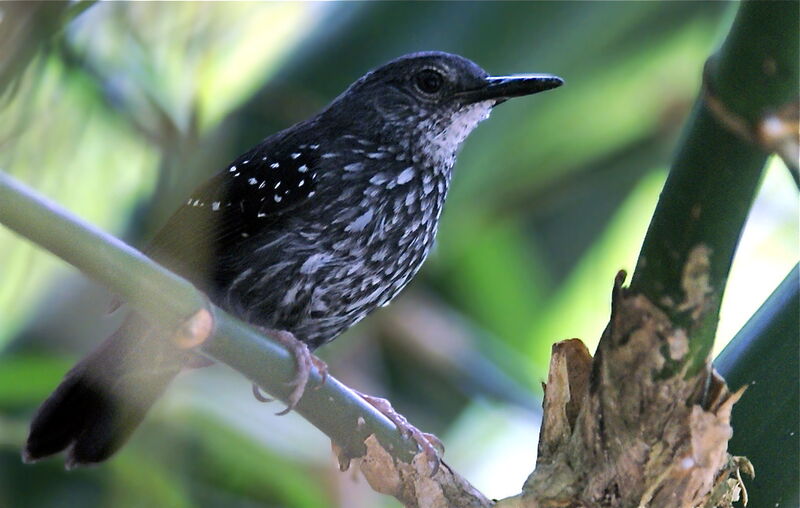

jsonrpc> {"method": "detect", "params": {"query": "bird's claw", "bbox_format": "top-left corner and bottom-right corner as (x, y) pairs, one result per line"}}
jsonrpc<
(252, 383), (273, 402)
(259, 329), (327, 416)
(356, 391), (443, 476)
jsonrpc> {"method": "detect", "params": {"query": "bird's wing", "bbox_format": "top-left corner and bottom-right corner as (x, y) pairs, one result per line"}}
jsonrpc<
(143, 146), (321, 286)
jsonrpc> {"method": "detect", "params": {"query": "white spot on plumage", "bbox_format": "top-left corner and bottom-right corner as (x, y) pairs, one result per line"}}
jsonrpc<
(371, 249), (388, 262)
(257, 212), (267, 218)
(309, 144), (320, 150)
(262, 156), (267, 161)
(299, 179), (305, 187)
(344, 162), (363, 172)
(396, 167), (414, 185)
(243, 160), (250, 164)
(299, 230), (319, 241)
(321, 153), (337, 159)
(345, 287), (385, 313)
(212, 201), (221, 211)
(310, 287), (329, 312)
(229, 165), (237, 172)
(300, 253), (333, 274)
(248, 178), (258, 185)
(274, 181), (281, 189)
(271, 162), (279, 169)
(274, 194), (282, 202)
(346, 209), (374, 233)
(282, 283), (301, 306)
(422, 174), (434, 195)
(369, 173), (388, 185)
(298, 165), (308, 173)
(259, 182), (266, 189)
(291, 152), (301, 159)
(346, 261), (365, 276)
(228, 268), (253, 295)
(333, 239), (350, 251)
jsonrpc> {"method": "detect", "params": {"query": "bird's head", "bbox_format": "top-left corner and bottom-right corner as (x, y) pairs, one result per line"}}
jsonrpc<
(323, 51), (563, 165)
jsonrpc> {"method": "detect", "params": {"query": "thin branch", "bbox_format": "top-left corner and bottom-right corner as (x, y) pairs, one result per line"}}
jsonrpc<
(0, 171), (490, 507)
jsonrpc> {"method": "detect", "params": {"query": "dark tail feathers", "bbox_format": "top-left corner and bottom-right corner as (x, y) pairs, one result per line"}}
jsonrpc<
(24, 314), (188, 468)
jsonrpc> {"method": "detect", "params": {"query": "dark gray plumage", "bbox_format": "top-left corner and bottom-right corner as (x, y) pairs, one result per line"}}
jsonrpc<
(25, 51), (562, 467)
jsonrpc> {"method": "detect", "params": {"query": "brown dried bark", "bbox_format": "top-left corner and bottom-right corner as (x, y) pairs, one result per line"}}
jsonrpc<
(358, 435), (493, 508)
(499, 271), (749, 508)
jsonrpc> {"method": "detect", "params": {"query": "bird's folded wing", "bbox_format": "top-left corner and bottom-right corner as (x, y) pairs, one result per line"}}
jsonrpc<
(143, 146), (321, 285)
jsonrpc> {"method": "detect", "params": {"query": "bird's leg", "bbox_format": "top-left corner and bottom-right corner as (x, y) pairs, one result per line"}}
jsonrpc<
(250, 329), (328, 415)
(354, 390), (444, 475)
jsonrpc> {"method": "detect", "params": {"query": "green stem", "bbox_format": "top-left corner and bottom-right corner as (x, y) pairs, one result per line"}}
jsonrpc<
(715, 265), (799, 508)
(629, 0), (799, 375)
(0, 171), (417, 463)
(0, 173), (206, 330)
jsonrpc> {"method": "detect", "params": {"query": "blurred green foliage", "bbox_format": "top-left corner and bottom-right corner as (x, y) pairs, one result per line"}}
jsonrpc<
(0, 2), (796, 507)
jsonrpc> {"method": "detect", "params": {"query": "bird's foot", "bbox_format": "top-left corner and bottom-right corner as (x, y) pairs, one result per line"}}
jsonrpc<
(355, 390), (444, 475)
(250, 329), (328, 415)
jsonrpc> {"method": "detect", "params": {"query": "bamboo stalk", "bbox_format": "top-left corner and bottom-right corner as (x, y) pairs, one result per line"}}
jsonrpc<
(629, 0), (799, 374)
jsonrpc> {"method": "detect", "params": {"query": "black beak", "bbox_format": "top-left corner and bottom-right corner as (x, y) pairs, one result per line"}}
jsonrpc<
(459, 74), (564, 105)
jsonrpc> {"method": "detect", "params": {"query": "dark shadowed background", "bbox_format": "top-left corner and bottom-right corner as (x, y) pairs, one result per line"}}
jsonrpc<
(0, 2), (796, 507)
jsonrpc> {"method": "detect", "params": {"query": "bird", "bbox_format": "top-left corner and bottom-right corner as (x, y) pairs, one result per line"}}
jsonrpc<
(23, 51), (563, 468)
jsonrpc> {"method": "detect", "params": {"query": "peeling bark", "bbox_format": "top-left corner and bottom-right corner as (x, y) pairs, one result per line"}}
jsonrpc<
(358, 434), (493, 508)
(512, 273), (749, 508)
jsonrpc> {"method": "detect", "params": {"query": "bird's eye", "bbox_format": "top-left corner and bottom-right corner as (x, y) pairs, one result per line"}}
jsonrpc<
(414, 69), (445, 95)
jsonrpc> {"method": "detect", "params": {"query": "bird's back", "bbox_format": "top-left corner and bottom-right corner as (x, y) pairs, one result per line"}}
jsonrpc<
(148, 120), (452, 349)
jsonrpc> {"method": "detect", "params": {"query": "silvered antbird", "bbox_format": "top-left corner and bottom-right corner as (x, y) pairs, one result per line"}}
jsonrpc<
(25, 51), (562, 467)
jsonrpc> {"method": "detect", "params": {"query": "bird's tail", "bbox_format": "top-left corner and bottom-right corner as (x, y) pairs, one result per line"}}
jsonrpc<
(24, 314), (190, 468)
